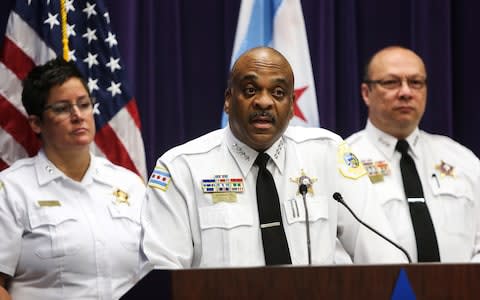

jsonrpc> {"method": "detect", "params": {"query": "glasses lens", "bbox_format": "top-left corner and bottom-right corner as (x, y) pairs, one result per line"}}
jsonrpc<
(44, 98), (93, 120)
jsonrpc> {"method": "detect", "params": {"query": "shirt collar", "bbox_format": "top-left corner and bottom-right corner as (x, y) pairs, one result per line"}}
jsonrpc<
(225, 126), (286, 177)
(35, 149), (96, 186)
(366, 120), (420, 159)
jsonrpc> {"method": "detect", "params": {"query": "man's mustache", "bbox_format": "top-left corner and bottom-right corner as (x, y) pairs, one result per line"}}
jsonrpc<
(249, 111), (275, 123)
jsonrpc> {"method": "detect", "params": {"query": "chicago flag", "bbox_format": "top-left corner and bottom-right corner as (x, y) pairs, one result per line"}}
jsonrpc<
(222, 0), (320, 128)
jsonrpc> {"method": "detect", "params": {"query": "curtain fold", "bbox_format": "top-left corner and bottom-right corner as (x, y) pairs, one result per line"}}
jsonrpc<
(0, 0), (478, 172)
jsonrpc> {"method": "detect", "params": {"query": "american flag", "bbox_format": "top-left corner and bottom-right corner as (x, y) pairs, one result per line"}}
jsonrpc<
(0, 0), (146, 178)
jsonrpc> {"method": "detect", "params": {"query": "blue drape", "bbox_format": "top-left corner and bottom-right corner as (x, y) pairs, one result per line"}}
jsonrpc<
(1, 0), (478, 172)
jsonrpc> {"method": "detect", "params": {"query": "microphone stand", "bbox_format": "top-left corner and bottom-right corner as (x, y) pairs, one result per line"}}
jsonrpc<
(333, 192), (412, 263)
(300, 184), (312, 265)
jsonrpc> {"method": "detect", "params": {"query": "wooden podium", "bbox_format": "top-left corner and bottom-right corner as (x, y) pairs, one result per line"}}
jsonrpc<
(121, 264), (480, 299)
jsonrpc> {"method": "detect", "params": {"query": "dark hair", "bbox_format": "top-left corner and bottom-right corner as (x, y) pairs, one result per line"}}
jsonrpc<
(21, 57), (89, 118)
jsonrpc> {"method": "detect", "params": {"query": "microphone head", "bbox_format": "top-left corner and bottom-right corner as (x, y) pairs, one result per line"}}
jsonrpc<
(332, 192), (343, 202)
(299, 184), (308, 195)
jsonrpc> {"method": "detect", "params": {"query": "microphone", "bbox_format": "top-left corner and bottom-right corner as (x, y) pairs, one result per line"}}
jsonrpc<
(299, 182), (312, 265)
(332, 192), (412, 263)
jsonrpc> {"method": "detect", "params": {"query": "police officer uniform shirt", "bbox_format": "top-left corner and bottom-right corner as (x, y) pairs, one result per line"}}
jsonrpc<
(347, 120), (480, 262)
(0, 150), (149, 299)
(142, 126), (407, 268)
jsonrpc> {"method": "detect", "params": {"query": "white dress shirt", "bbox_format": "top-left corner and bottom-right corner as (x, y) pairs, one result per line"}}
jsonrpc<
(142, 126), (407, 268)
(347, 120), (480, 262)
(0, 150), (149, 299)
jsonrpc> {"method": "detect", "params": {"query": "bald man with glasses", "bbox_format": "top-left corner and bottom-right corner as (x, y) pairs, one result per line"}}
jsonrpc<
(347, 46), (480, 263)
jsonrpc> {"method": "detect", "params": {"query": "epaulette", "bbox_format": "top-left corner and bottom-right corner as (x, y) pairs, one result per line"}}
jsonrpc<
(284, 126), (343, 144)
(161, 129), (224, 163)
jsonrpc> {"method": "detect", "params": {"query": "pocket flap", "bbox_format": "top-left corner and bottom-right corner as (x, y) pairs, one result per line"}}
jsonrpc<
(29, 206), (77, 229)
(108, 203), (141, 224)
(198, 204), (253, 230)
(284, 196), (329, 225)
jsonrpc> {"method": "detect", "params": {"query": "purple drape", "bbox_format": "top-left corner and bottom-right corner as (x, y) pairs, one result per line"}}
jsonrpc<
(1, 0), (479, 172)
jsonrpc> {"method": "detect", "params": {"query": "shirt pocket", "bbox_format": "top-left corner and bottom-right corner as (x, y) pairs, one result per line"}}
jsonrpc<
(108, 203), (142, 251)
(198, 204), (254, 265)
(431, 177), (475, 236)
(28, 206), (80, 259)
(284, 195), (329, 225)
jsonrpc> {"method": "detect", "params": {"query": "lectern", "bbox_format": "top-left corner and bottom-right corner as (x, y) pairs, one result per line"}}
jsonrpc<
(121, 264), (480, 299)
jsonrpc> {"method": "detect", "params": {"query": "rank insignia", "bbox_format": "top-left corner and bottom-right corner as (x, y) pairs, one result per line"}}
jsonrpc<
(435, 160), (455, 177)
(201, 175), (244, 193)
(113, 188), (129, 205)
(202, 175), (244, 203)
(290, 170), (317, 195)
(375, 160), (391, 176)
(337, 142), (367, 179)
(362, 160), (383, 183)
(148, 166), (171, 191)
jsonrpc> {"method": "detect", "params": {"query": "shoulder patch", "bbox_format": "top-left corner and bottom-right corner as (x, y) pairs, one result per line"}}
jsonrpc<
(337, 142), (367, 179)
(148, 165), (171, 191)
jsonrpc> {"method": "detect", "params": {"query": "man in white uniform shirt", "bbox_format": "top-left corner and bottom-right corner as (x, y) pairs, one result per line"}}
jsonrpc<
(347, 46), (480, 262)
(142, 47), (408, 268)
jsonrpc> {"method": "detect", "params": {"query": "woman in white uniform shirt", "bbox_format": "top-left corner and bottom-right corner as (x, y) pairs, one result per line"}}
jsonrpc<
(0, 58), (149, 299)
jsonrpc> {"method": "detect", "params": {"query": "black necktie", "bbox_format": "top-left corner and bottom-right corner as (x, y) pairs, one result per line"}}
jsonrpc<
(255, 153), (291, 265)
(396, 139), (440, 262)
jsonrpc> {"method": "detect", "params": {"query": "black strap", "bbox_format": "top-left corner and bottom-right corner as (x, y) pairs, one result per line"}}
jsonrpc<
(255, 153), (292, 265)
(396, 140), (440, 262)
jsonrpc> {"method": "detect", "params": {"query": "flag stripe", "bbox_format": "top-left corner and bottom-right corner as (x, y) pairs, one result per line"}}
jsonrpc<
(94, 122), (139, 176)
(125, 98), (142, 129)
(0, 62), (28, 115)
(0, 127), (28, 165)
(107, 100), (146, 177)
(6, 11), (55, 66)
(0, 36), (35, 80)
(0, 94), (40, 156)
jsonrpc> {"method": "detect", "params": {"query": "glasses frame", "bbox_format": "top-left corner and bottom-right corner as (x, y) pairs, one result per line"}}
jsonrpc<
(364, 78), (427, 90)
(42, 97), (96, 119)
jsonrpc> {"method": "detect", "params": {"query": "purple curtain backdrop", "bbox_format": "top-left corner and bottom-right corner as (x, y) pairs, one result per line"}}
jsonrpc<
(1, 0), (479, 173)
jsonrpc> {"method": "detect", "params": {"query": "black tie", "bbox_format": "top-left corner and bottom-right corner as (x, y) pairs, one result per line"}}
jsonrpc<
(255, 153), (291, 265)
(396, 140), (440, 262)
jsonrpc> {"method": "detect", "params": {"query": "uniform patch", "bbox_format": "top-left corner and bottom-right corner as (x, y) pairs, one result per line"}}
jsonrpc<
(435, 160), (455, 177)
(337, 142), (367, 179)
(113, 188), (129, 205)
(148, 166), (172, 191)
(290, 169), (317, 195)
(201, 175), (244, 193)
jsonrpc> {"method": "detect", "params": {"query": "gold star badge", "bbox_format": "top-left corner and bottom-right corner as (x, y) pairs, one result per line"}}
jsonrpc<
(113, 188), (129, 205)
(435, 160), (455, 177)
(290, 169), (317, 195)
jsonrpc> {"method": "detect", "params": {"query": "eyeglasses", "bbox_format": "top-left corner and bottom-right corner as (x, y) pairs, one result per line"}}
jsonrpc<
(43, 97), (95, 119)
(364, 77), (427, 90)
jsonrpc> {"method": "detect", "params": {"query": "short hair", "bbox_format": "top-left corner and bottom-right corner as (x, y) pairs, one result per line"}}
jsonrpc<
(22, 57), (89, 118)
(362, 45), (413, 82)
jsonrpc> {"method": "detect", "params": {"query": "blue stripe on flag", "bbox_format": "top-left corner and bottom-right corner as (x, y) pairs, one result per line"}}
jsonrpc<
(153, 169), (170, 177)
(150, 178), (168, 187)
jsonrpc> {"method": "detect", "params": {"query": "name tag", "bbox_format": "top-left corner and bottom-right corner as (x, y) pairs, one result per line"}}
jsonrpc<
(37, 200), (61, 207)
